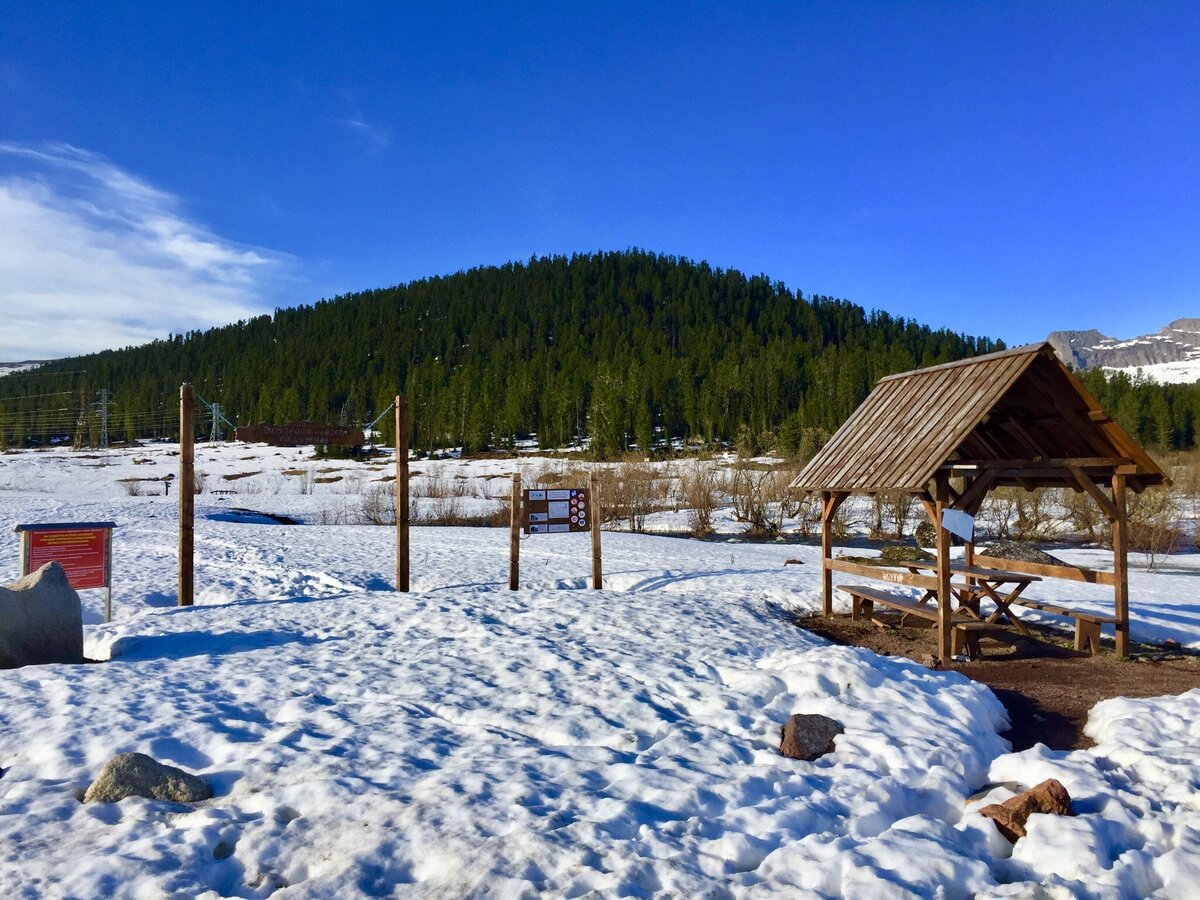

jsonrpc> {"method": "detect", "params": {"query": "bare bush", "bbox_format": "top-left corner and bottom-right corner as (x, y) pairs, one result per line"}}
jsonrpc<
(194, 470), (208, 494)
(606, 462), (660, 532)
(1013, 489), (1059, 541)
(1126, 488), (1182, 571)
(361, 483), (395, 525)
(120, 479), (147, 496)
(979, 489), (1020, 539)
(792, 493), (821, 537)
(1063, 488), (1104, 541)
(679, 460), (718, 536)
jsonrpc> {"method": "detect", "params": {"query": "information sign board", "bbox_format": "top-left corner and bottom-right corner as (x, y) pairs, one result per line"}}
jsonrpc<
(523, 488), (590, 534)
(14, 522), (116, 621)
(235, 422), (365, 447)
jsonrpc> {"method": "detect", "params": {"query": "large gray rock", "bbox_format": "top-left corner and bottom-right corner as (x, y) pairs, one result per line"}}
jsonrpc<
(83, 752), (211, 804)
(779, 713), (843, 761)
(0, 562), (84, 668)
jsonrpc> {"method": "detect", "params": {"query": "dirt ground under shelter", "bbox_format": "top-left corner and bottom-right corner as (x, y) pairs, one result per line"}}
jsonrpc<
(794, 613), (1200, 751)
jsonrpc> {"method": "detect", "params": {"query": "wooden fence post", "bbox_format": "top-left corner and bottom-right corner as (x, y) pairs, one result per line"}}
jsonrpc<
(395, 394), (409, 592)
(935, 474), (952, 661)
(179, 382), (194, 607)
(509, 473), (521, 590)
(1112, 473), (1130, 657)
(590, 471), (602, 589)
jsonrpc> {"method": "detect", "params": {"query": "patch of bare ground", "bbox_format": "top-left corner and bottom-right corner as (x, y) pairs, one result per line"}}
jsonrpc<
(793, 613), (1200, 751)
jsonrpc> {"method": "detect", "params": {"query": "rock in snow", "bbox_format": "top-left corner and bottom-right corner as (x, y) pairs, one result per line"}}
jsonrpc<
(979, 778), (1072, 842)
(83, 752), (211, 804)
(0, 561), (84, 668)
(779, 713), (843, 761)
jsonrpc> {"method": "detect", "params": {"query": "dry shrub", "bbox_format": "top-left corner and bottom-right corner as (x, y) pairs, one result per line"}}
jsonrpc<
(360, 483), (395, 525)
(602, 462), (660, 532)
(727, 460), (803, 536)
(792, 493), (821, 537)
(1125, 488), (1182, 571)
(120, 479), (147, 496)
(679, 459), (718, 536)
(1062, 488), (1104, 541)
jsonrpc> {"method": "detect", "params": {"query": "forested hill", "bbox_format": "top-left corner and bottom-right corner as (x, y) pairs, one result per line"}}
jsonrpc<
(1, 251), (1003, 454)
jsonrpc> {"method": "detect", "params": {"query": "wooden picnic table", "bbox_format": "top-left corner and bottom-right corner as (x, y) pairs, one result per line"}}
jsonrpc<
(902, 560), (1042, 637)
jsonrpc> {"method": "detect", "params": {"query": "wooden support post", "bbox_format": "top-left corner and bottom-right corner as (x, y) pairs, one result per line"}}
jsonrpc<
(821, 491), (833, 616)
(1112, 473), (1130, 657)
(178, 382), (194, 607)
(935, 474), (953, 661)
(590, 471), (602, 589)
(820, 492), (847, 616)
(509, 473), (521, 590)
(395, 395), (409, 592)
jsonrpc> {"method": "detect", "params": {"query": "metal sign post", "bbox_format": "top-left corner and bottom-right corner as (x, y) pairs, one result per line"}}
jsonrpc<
(14, 521), (118, 622)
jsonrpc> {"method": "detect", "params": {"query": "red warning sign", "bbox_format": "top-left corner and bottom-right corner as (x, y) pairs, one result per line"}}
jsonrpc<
(24, 527), (110, 590)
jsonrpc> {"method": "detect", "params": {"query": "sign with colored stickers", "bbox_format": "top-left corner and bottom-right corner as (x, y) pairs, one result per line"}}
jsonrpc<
(523, 488), (589, 534)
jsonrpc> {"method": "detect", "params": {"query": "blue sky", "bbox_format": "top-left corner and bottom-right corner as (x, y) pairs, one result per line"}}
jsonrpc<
(1, 2), (1196, 359)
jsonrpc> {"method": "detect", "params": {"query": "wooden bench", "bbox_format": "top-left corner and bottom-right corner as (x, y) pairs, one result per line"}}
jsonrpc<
(839, 584), (994, 658)
(1006, 598), (1118, 655)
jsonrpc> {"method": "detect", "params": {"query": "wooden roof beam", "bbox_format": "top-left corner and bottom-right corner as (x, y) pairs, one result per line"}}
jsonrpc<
(1068, 464), (1119, 522)
(942, 457), (1135, 471)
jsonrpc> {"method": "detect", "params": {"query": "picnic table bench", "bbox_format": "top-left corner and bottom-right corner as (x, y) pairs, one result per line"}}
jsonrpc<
(839, 583), (995, 657)
(903, 560), (1113, 654)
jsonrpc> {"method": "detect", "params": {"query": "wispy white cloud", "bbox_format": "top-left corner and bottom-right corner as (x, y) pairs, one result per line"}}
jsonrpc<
(327, 116), (392, 155)
(0, 142), (291, 360)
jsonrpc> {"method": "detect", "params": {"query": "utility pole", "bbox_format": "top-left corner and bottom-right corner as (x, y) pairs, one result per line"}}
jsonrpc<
(97, 388), (111, 449)
(209, 401), (223, 441)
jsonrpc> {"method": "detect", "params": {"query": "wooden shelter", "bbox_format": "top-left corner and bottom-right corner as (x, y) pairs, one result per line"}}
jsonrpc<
(790, 342), (1168, 660)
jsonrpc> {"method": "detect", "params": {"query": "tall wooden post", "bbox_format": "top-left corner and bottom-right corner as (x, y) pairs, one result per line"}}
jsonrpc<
(395, 395), (409, 592)
(178, 382), (194, 607)
(820, 491), (833, 616)
(509, 473), (521, 590)
(590, 471), (602, 589)
(935, 474), (953, 661)
(1112, 473), (1130, 657)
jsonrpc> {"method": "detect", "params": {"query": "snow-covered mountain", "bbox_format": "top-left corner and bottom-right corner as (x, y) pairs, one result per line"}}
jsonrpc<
(1048, 318), (1200, 384)
(0, 360), (50, 377)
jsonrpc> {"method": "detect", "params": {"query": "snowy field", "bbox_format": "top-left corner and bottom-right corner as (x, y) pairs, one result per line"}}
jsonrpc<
(1, 442), (1198, 897)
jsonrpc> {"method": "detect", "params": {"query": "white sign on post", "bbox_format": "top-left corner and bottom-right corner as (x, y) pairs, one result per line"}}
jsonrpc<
(941, 508), (975, 543)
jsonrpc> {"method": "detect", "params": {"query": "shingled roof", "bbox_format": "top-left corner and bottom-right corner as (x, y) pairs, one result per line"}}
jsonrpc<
(789, 342), (1166, 495)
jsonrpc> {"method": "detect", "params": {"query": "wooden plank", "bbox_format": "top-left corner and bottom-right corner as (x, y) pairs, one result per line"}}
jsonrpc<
(944, 457), (1133, 470)
(178, 383), (194, 607)
(972, 554), (1116, 586)
(1006, 597), (1118, 623)
(826, 558), (982, 593)
(1112, 473), (1130, 657)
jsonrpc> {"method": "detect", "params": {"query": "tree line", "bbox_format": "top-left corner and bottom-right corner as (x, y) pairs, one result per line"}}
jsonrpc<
(0, 249), (1013, 454)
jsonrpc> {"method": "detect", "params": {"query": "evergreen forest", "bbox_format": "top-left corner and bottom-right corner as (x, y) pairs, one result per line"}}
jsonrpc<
(0, 250), (1190, 457)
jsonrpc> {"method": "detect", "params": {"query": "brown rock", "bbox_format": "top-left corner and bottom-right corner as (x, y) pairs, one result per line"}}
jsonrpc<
(84, 752), (211, 804)
(779, 713), (843, 761)
(979, 778), (1072, 842)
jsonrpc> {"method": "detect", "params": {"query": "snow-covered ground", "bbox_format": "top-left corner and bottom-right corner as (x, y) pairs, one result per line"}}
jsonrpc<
(1, 442), (1198, 897)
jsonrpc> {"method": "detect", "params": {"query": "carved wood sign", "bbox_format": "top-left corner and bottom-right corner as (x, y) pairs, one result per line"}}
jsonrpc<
(235, 422), (365, 447)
